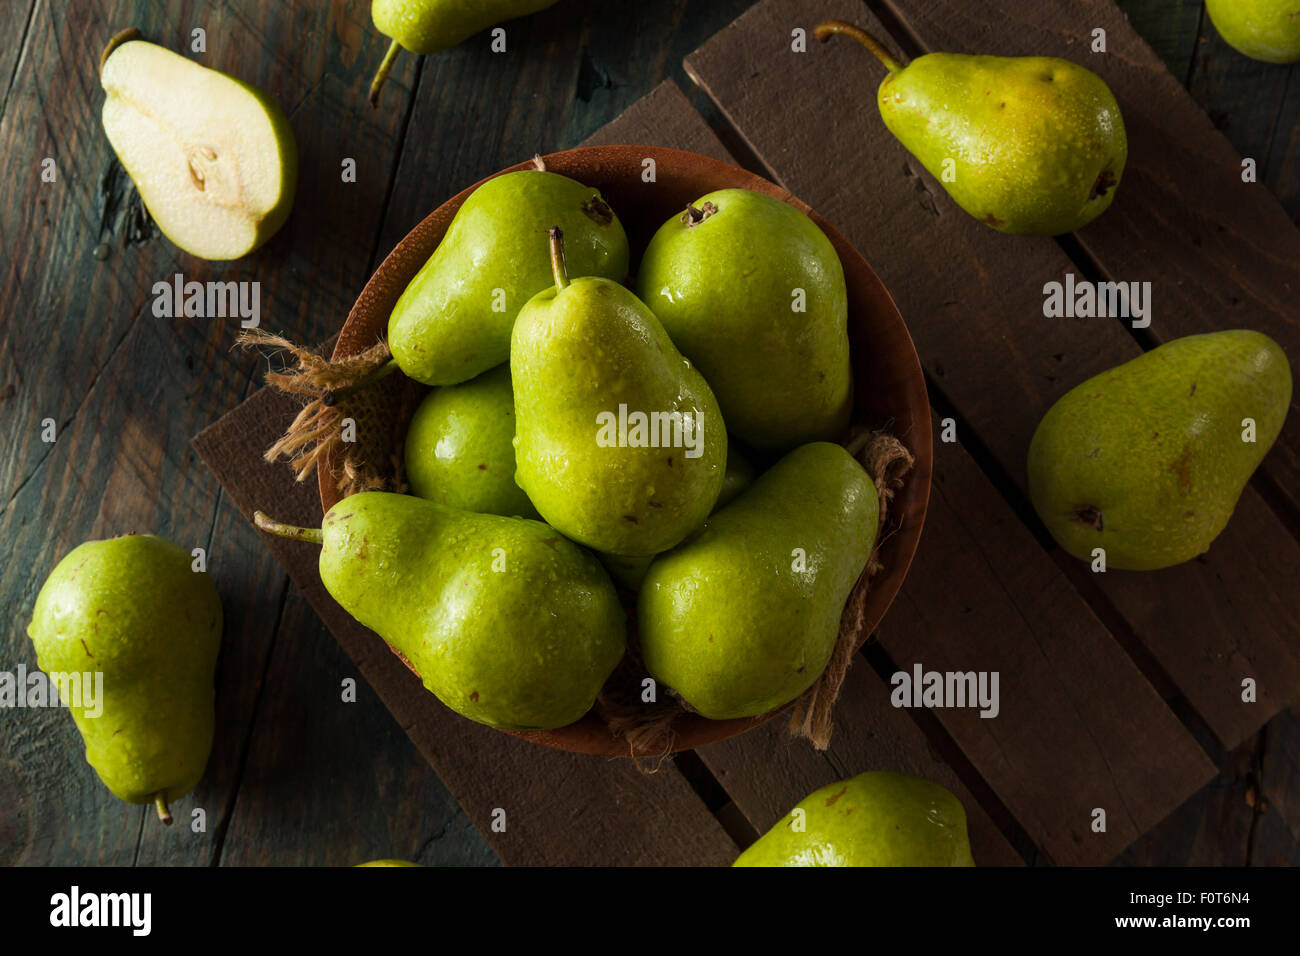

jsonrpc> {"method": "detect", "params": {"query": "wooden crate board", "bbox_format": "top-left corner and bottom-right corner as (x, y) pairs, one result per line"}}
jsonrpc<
(877, 0), (1300, 528)
(683, 0), (1300, 750)
(697, 662), (1028, 866)
(878, 413), (1216, 863)
(194, 387), (740, 867)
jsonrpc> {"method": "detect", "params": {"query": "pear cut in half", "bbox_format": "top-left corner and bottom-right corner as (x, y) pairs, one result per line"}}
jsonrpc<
(99, 29), (297, 261)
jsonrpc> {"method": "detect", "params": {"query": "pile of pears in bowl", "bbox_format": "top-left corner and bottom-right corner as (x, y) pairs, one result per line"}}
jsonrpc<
(256, 146), (931, 756)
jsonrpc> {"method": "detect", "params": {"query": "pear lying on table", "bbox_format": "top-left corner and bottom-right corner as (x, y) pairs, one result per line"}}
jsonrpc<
(734, 772), (976, 867)
(100, 29), (297, 260)
(1206, 0), (1300, 64)
(28, 535), (223, 824)
(356, 859), (424, 867)
(369, 0), (561, 105)
(637, 189), (853, 454)
(816, 20), (1127, 236)
(255, 492), (625, 730)
(639, 442), (877, 720)
(1028, 330), (1292, 570)
(513, 227), (726, 556)
(404, 364), (538, 519)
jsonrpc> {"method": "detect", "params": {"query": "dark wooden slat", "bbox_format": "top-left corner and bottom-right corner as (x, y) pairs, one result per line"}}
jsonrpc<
(699, 663), (1027, 867)
(876, 0), (1300, 526)
(0, 0), (36, 127)
(684, 0), (1300, 750)
(1112, 0), (1204, 85)
(1113, 734), (1260, 866)
(876, 414), (1216, 863)
(194, 386), (740, 866)
(0, 0), (416, 865)
(1184, 8), (1300, 226)
(580, 79), (733, 163)
(1251, 706), (1300, 865)
(205, 589), (498, 867)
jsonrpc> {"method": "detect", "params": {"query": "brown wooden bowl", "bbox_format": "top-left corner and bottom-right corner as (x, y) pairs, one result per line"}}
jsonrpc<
(321, 145), (932, 756)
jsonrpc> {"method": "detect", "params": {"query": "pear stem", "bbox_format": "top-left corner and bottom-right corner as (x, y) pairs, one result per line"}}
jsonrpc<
(100, 26), (143, 75)
(548, 226), (570, 291)
(154, 793), (173, 826)
(369, 39), (403, 108)
(844, 430), (874, 458)
(254, 511), (324, 545)
(322, 358), (400, 406)
(814, 20), (904, 74)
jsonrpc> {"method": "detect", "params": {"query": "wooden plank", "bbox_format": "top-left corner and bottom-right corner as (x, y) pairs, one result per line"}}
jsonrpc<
(581, 79), (733, 163)
(1114, 734), (1260, 866)
(0, 0), (416, 865)
(1184, 7), (1300, 227)
(204, 589), (498, 867)
(698, 663), (1027, 866)
(876, 414), (1216, 863)
(194, 386), (739, 867)
(684, 0), (1300, 749)
(876, 0), (1300, 526)
(1112, 0), (1203, 84)
(0, 0), (35, 127)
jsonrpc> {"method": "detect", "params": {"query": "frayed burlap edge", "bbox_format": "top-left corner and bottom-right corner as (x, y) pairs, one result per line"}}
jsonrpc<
(238, 330), (399, 495)
(787, 430), (914, 749)
(601, 429), (914, 770)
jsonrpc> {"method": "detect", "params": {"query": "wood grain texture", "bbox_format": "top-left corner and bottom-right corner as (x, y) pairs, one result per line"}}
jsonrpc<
(1182, 3), (1300, 227)
(1113, 732), (1261, 866)
(0, 0), (438, 865)
(698, 662), (1027, 867)
(1112, 0), (1204, 85)
(874, 413), (1216, 864)
(877, 0), (1300, 537)
(684, 0), (1300, 750)
(208, 588), (498, 868)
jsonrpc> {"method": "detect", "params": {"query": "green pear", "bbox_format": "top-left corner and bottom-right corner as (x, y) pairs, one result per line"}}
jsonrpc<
(734, 772), (976, 867)
(600, 444), (755, 592)
(255, 492), (625, 730)
(513, 229), (727, 556)
(27, 535), (223, 824)
(404, 364), (538, 518)
(816, 21), (1126, 236)
(637, 189), (852, 454)
(390, 170), (628, 387)
(639, 442), (877, 720)
(100, 29), (297, 261)
(1206, 0), (1300, 64)
(356, 859), (424, 867)
(1028, 330), (1292, 571)
(369, 0), (561, 105)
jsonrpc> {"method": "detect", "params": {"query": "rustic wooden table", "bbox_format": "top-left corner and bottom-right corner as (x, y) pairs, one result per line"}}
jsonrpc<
(2, 0), (1297, 867)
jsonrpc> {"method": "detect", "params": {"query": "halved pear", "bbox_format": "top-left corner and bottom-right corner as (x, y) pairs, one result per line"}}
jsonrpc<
(99, 29), (297, 261)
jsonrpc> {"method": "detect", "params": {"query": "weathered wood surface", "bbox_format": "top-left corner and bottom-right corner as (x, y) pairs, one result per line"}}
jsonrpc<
(2, 0), (1298, 868)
